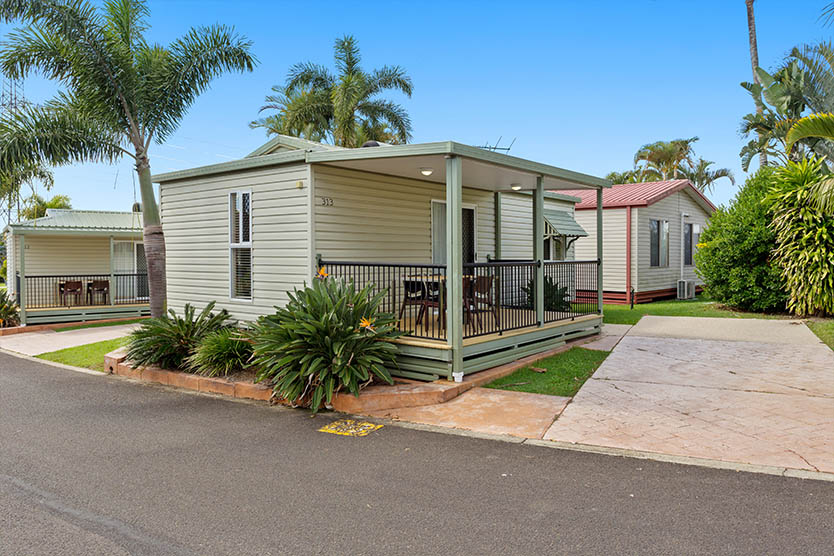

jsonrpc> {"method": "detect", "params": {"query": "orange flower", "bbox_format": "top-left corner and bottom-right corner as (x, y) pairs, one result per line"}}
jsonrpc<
(359, 317), (375, 331)
(316, 266), (329, 280)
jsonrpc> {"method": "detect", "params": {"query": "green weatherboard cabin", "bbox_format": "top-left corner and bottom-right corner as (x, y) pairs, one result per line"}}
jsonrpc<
(154, 136), (609, 381)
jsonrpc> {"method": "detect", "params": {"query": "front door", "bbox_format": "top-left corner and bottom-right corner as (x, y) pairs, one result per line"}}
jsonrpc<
(431, 201), (476, 265)
(113, 241), (147, 301)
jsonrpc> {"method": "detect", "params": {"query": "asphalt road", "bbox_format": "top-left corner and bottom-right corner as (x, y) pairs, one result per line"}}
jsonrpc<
(1, 352), (832, 555)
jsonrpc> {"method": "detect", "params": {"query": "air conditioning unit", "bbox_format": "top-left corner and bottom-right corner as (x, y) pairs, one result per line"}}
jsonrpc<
(677, 279), (696, 300)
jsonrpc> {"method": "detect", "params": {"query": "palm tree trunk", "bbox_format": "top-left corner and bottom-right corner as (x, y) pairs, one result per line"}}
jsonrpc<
(746, 0), (767, 168)
(135, 160), (167, 318)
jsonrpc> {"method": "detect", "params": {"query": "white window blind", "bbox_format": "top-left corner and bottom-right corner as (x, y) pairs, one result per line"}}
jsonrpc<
(230, 191), (252, 299)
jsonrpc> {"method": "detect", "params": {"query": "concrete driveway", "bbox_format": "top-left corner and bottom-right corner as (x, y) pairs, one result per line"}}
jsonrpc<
(544, 316), (834, 473)
(0, 324), (139, 356)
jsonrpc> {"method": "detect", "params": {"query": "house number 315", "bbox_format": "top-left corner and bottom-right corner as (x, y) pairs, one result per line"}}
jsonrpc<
(320, 197), (334, 206)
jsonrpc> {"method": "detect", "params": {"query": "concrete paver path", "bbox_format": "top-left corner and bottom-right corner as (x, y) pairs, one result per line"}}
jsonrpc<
(544, 316), (834, 473)
(0, 324), (139, 356)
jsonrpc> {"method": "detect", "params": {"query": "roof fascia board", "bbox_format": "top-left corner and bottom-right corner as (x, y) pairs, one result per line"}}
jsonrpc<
(8, 228), (143, 237)
(153, 150), (307, 183)
(447, 142), (611, 189)
(307, 141), (610, 190)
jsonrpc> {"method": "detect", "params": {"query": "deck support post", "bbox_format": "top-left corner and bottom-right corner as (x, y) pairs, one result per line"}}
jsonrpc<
(493, 192), (502, 260)
(18, 233), (26, 325)
(597, 187), (604, 313)
(109, 235), (115, 306)
(446, 155), (464, 380)
(533, 176), (544, 326)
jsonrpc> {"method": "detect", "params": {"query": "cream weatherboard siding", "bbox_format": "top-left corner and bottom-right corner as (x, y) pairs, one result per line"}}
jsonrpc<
(635, 190), (710, 292)
(312, 166), (495, 263)
(159, 163), (310, 323)
(500, 193), (577, 260)
(572, 208), (627, 291)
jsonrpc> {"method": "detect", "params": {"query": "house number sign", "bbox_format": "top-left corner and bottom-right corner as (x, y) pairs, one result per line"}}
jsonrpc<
(320, 197), (334, 206)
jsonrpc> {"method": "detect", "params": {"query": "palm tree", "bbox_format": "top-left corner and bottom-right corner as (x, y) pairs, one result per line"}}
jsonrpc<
(633, 137), (699, 180)
(604, 169), (641, 184)
(786, 112), (834, 212)
(256, 35), (413, 147)
(745, 0), (766, 167)
(678, 158), (735, 192)
(19, 192), (71, 220)
(250, 85), (330, 142)
(0, 158), (53, 224)
(0, 0), (257, 317)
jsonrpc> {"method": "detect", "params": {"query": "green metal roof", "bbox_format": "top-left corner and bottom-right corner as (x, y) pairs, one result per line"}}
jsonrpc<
(543, 209), (588, 237)
(245, 134), (345, 157)
(7, 209), (144, 235)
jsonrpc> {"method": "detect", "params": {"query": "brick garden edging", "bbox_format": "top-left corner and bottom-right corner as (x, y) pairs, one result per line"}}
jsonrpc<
(0, 316), (151, 336)
(104, 347), (273, 402)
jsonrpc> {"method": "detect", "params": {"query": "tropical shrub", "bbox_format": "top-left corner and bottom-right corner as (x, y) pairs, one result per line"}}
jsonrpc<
(695, 167), (788, 312)
(522, 276), (571, 312)
(0, 289), (20, 327)
(252, 278), (403, 413)
(765, 159), (834, 316)
(127, 302), (232, 370)
(186, 327), (253, 377)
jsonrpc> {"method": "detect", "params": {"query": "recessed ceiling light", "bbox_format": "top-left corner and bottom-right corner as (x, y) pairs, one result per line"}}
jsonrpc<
(420, 167), (434, 176)
(510, 184), (522, 191)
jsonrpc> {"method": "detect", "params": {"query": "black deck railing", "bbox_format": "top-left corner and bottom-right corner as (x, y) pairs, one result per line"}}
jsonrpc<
(17, 273), (149, 309)
(320, 259), (600, 341)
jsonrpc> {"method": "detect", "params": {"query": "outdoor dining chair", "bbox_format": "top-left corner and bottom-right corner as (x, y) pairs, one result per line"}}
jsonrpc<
(87, 280), (110, 305)
(59, 280), (83, 307)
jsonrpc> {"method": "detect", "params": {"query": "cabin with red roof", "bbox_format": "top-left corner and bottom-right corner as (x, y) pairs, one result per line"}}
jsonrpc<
(558, 180), (716, 304)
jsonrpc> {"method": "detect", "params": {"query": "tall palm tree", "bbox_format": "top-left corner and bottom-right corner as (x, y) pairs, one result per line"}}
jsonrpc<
(745, 0), (767, 167)
(19, 192), (71, 220)
(786, 112), (834, 212)
(0, 0), (257, 317)
(633, 137), (699, 180)
(678, 158), (735, 192)
(256, 35), (413, 147)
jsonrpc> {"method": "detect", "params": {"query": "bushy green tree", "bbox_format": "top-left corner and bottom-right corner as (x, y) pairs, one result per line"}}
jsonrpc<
(765, 159), (834, 316)
(695, 167), (787, 312)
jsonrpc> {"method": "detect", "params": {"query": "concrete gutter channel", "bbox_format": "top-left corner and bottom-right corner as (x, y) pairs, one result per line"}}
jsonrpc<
(2, 320), (832, 483)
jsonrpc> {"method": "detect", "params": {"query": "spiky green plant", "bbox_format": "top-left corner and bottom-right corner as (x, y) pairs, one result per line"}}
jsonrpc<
(127, 302), (232, 370)
(186, 327), (253, 377)
(252, 278), (403, 413)
(0, 289), (20, 327)
(521, 276), (571, 312)
(765, 158), (834, 316)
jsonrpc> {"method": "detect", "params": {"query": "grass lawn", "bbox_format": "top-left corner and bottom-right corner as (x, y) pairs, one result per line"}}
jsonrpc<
(602, 294), (787, 325)
(37, 337), (129, 372)
(57, 318), (146, 332)
(484, 347), (609, 397)
(807, 320), (834, 350)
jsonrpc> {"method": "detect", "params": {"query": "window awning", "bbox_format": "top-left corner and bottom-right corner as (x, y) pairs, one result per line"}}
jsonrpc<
(543, 209), (588, 237)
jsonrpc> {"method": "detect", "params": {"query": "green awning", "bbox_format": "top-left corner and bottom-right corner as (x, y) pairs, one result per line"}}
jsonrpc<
(543, 209), (588, 237)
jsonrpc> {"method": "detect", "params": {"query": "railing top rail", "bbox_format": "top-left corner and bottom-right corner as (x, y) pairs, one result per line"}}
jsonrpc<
(466, 261), (538, 268)
(319, 260), (447, 270)
(543, 259), (600, 265)
(24, 273), (148, 278)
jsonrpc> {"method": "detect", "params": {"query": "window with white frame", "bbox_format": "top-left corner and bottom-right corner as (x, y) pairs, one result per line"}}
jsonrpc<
(649, 219), (669, 267)
(230, 191), (252, 299)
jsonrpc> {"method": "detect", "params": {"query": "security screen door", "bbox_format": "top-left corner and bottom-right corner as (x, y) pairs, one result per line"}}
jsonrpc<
(431, 201), (476, 265)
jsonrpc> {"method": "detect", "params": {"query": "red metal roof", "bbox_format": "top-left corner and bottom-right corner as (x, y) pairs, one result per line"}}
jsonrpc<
(557, 179), (716, 212)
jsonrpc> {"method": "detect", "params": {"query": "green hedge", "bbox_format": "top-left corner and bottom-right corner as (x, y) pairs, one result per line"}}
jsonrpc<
(695, 167), (787, 312)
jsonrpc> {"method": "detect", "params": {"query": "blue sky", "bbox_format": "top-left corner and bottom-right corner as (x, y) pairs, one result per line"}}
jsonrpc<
(1, 0), (831, 210)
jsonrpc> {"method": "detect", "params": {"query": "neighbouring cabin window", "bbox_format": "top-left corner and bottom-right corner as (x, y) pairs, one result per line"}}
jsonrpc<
(650, 219), (669, 267)
(230, 191), (252, 299)
(684, 223), (694, 266)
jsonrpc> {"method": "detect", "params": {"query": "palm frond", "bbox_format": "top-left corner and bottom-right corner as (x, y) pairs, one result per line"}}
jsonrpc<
(367, 65), (413, 97)
(285, 61), (333, 94)
(333, 34), (360, 76)
(786, 113), (834, 152)
(150, 23), (257, 143)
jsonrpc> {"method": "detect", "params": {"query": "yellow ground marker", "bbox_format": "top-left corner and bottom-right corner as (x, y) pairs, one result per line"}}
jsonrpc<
(318, 419), (383, 437)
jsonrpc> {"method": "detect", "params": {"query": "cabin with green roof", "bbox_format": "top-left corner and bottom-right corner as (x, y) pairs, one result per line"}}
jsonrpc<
(5, 209), (150, 324)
